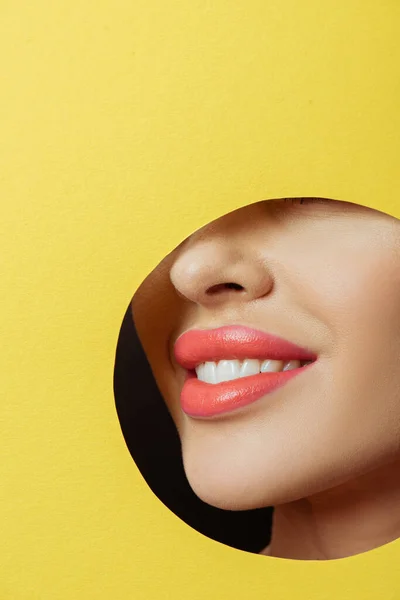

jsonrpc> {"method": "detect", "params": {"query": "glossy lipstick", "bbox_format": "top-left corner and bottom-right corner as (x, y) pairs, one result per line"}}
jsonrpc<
(174, 325), (317, 417)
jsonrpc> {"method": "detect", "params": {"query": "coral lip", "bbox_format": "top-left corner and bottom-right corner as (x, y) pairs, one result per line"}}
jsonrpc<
(181, 366), (313, 418)
(174, 325), (316, 370)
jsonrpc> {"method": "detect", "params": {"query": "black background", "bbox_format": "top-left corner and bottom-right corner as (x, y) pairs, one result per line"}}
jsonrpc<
(113, 303), (273, 553)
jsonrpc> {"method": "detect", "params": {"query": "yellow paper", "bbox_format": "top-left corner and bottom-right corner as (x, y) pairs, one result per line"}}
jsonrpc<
(1, 1), (399, 597)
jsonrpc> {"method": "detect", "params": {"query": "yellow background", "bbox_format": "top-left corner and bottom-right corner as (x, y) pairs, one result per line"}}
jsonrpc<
(1, 1), (399, 597)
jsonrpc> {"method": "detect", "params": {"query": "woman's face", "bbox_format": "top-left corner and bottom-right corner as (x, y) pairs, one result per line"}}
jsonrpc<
(132, 199), (400, 510)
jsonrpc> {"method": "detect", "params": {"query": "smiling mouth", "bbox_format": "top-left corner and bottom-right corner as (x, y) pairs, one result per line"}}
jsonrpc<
(174, 325), (317, 418)
(194, 358), (313, 384)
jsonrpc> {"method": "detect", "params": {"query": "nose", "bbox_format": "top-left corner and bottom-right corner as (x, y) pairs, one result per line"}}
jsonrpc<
(169, 216), (274, 307)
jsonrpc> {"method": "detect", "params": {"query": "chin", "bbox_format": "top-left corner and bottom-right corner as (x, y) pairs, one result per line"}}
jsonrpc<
(181, 446), (362, 511)
(182, 453), (297, 511)
(185, 471), (263, 511)
(184, 465), (340, 512)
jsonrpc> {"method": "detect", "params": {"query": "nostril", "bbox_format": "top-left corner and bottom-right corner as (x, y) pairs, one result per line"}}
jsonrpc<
(206, 282), (244, 295)
(225, 283), (243, 290)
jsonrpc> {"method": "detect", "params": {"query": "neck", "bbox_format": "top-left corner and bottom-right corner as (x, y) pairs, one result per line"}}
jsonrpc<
(266, 459), (400, 560)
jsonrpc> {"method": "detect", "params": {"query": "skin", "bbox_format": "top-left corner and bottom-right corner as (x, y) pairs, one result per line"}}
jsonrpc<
(131, 198), (400, 560)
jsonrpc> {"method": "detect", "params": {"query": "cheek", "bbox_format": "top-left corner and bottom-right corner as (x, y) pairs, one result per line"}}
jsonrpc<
(295, 247), (400, 428)
(297, 249), (400, 464)
(287, 239), (400, 351)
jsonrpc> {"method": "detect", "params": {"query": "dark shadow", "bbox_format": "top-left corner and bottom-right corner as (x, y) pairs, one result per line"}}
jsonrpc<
(113, 302), (273, 553)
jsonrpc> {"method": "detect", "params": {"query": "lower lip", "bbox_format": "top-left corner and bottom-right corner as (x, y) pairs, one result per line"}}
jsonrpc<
(180, 365), (313, 418)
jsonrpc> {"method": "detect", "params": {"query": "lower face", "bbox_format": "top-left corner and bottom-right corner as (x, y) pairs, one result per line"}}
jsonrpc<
(132, 199), (400, 511)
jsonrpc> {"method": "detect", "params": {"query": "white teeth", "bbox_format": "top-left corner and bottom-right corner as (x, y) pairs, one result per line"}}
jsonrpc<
(203, 361), (217, 384)
(215, 359), (241, 383)
(282, 360), (301, 371)
(240, 359), (261, 378)
(195, 358), (307, 384)
(195, 363), (205, 381)
(261, 359), (284, 373)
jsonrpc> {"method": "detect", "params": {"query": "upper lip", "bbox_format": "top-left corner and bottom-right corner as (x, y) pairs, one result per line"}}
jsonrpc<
(174, 325), (317, 370)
